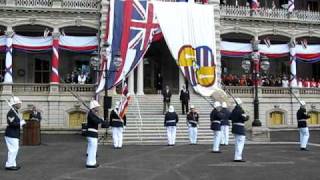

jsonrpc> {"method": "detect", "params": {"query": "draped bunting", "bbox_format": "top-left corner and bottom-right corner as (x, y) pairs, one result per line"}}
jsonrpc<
(59, 35), (98, 52)
(220, 41), (320, 62)
(13, 35), (52, 51)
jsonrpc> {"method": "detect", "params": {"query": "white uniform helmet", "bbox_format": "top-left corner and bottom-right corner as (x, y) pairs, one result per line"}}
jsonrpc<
(222, 102), (227, 108)
(190, 105), (195, 109)
(10, 96), (22, 106)
(300, 101), (306, 106)
(169, 105), (175, 113)
(89, 100), (100, 109)
(214, 101), (221, 108)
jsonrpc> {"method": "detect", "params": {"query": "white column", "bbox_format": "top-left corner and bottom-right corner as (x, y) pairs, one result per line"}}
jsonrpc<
(289, 39), (297, 87)
(136, 61), (144, 95)
(4, 30), (14, 83)
(128, 71), (135, 95)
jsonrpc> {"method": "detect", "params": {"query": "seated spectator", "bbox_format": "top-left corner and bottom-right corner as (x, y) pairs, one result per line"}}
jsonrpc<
(282, 76), (289, 88)
(239, 75), (247, 86)
(298, 78), (303, 88)
(311, 78), (317, 88)
(78, 73), (87, 84)
(303, 78), (311, 88)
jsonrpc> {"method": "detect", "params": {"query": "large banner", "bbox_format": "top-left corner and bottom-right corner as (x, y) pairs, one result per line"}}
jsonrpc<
(153, 2), (218, 96)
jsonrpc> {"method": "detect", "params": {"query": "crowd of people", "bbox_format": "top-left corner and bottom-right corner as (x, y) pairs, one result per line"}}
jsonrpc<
(222, 74), (320, 88)
(63, 70), (92, 84)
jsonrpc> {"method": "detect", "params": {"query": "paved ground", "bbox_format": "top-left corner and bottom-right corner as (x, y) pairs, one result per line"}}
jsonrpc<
(0, 134), (320, 180)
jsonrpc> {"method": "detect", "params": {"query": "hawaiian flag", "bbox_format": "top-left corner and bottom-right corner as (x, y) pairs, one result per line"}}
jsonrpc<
(96, 0), (159, 93)
(288, 0), (295, 13)
(118, 81), (131, 119)
(247, 0), (259, 11)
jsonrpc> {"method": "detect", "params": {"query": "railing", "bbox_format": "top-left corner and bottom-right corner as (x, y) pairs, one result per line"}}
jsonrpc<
(59, 83), (95, 93)
(61, 0), (98, 9)
(12, 83), (50, 94)
(299, 88), (320, 95)
(224, 86), (253, 94)
(15, 0), (53, 7)
(261, 87), (290, 94)
(220, 5), (320, 23)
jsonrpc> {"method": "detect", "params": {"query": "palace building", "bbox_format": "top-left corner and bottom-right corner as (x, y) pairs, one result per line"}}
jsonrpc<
(0, 0), (319, 143)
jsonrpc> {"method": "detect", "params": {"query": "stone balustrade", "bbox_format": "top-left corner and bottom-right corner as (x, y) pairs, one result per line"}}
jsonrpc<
(59, 83), (96, 93)
(1, 0), (99, 9)
(11, 83), (50, 95)
(220, 5), (320, 23)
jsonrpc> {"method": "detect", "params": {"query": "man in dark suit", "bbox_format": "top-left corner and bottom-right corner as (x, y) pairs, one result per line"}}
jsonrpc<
(180, 84), (190, 114)
(29, 106), (42, 122)
(162, 85), (172, 114)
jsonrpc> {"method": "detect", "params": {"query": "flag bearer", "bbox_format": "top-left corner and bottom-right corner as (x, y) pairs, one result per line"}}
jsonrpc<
(220, 102), (231, 146)
(230, 98), (249, 162)
(164, 105), (179, 146)
(187, 105), (199, 144)
(4, 96), (26, 171)
(110, 101), (127, 149)
(86, 100), (105, 168)
(210, 101), (222, 153)
(297, 101), (310, 151)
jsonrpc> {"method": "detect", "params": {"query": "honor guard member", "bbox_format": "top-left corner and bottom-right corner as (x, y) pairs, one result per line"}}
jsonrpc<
(86, 100), (105, 168)
(110, 101), (127, 149)
(297, 101), (311, 151)
(210, 101), (223, 153)
(230, 98), (249, 162)
(186, 105), (199, 144)
(180, 84), (190, 114)
(220, 102), (231, 146)
(164, 105), (179, 146)
(4, 96), (26, 171)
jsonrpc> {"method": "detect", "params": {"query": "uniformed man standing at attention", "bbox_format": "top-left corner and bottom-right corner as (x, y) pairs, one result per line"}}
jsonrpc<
(220, 102), (231, 146)
(86, 100), (105, 168)
(164, 105), (179, 146)
(186, 105), (199, 145)
(230, 98), (249, 162)
(109, 101), (127, 149)
(4, 96), (26, 171)
(297, 101), (311, 151)
(210, 101), (223, 153)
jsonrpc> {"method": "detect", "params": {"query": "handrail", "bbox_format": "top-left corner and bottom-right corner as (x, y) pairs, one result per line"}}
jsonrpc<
(220, 5), (320, 23)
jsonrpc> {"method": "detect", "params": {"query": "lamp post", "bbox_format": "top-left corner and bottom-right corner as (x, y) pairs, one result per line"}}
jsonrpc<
(90, 44), (122, 122)
(241, 40), (270, 127)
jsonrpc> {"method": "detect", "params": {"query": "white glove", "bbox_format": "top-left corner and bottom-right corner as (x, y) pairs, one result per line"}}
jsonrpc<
(20, 119), (26, 127)
(123, 126), (126, 131)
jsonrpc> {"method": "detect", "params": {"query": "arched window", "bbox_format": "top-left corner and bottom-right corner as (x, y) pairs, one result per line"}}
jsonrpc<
(308, 111), (320, 125)
(269, 111), (285, 126)
(69, 111), (87, 128)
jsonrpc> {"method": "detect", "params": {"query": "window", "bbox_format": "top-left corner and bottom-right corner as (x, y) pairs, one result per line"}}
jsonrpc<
(69, 111), (87, 128)
(35, 58), (50, 83)
(270, 111), (285, 126)
(308, 111), (320, 125)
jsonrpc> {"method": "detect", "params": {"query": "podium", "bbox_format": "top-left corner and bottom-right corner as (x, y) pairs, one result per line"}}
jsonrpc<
(23, 120), (41, 145)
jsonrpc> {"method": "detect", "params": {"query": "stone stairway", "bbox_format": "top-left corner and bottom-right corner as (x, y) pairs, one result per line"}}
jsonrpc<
(100, 94), (233, 145)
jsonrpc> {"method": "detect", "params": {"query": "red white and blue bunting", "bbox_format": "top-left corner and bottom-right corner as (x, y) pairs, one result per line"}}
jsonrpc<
(220, 41), (320, 63)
